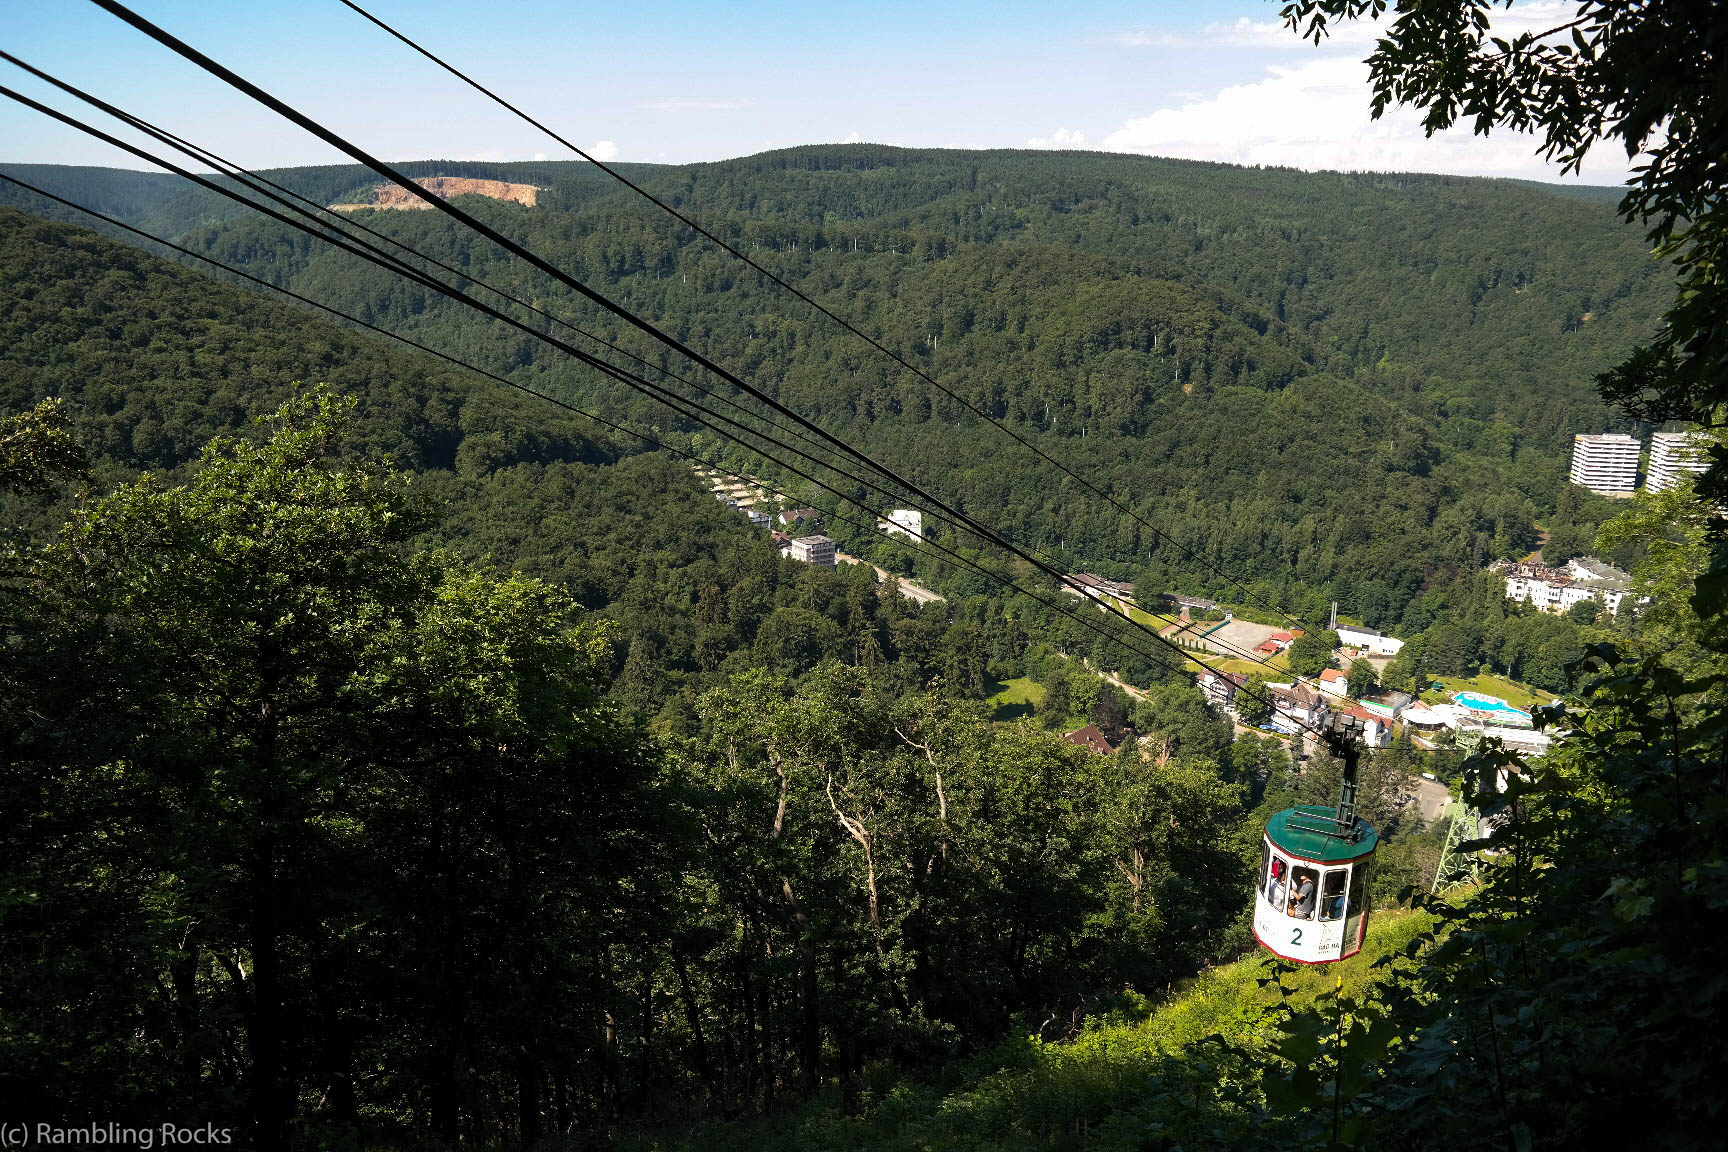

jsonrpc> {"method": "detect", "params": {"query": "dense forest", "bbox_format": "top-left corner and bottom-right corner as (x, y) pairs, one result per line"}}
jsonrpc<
(0, 146), (1665, 633)
(0, 205), (1393, 1143)
(0, 134), (1711, 1150)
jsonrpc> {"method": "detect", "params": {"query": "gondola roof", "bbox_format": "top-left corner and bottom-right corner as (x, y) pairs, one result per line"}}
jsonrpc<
(1266, 804), (1380, 862)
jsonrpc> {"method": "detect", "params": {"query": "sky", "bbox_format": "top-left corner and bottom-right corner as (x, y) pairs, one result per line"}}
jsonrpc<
(0, 0), (1634, 186)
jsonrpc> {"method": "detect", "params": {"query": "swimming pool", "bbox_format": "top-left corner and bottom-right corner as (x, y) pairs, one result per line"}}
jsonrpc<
(1452, 691), (1532, 723)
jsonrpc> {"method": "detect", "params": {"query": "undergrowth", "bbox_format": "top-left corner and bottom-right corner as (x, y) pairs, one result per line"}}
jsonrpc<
(621, 907), (1435, 1152)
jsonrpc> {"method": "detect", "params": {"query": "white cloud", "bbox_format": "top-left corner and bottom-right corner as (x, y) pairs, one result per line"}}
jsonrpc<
(842, 130), (863, 144)
(1099, 55), (1631, 182)
(589, 140), (620, 162)
(1111, 16), (1377, 50)
(532, 151), (547, 162)
(1112, 3), (1576, 51)
(1111, 29), (1182, 48)
(640, 98), (751, 112)
(1026, 127), (1090, 150)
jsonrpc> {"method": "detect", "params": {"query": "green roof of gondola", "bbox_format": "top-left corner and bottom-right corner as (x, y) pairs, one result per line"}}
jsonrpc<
(1265, 805), (1379, 863)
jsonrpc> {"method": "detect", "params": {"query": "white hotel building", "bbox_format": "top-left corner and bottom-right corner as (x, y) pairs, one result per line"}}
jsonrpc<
(1569, 433), (1641, 496)
(1646, 430), (1709, 493)
(1497, 556), (1632, 616)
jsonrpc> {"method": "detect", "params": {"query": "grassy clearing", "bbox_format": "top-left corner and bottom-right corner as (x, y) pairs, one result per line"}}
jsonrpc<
(987, 676), (1045, 721)
(1419, 670), (1555, 712)
(624, 908), (1436, 1152)
(1110, 599), (1182, 631)
(1209, 654), (1288, 678)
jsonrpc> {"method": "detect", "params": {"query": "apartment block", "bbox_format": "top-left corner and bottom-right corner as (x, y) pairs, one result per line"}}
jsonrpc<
(788, 535), (836, 567)
(1646, 430), (1710, 493)
(1569, 433), (1640, 496)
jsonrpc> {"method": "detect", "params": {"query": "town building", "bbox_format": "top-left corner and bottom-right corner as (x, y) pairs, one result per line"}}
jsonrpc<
(1161, 592), (1218, 615)
(878, 508), (923, 540)
(1646, 430), (1710, 493)
(1063, 725), (1117, 755)
(1317, 668), (1349, 698)
(1399, 704), (1449, 739)
(1495, 556), (1631, 615)
(1359, 691), (1412, 721)
(1267, 682), (1329, 736)
(1198, 668), (1248, 712)
(788, 535), (836, 567)
(779, 507), (821, 529)
(1253, 630), (1298, 657)
(1332, 702), (1392, 748)
(1569, 432), (1641, 496)
(1424, 703), (1557, 755)
(1064, 572), (1136, 603)
(1335, 624), (1404, 657)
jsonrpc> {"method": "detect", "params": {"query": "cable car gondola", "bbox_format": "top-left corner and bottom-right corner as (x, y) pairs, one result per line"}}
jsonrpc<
(1253, 715), (1377, 964)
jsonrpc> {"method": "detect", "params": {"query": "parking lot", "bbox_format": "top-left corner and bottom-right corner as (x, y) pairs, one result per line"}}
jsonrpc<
(1186, 618), (1280, 660)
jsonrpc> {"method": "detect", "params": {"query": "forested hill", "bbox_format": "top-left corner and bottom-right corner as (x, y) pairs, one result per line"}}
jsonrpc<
(0, 207), (801, 713)
(0, 207), (1168, 728)
(6, 147), (1722, 1152)
(0, 148), (1664, 629)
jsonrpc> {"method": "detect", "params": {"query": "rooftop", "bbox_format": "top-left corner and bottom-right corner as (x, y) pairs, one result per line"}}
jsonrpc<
(1063, 725), (1117, 755)
(1499, 556), (1630, 592)
(1266, 804), (1380, 862)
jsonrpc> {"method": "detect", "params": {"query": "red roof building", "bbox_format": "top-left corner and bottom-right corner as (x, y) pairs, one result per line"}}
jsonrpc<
(1063, 725), (1118, 755)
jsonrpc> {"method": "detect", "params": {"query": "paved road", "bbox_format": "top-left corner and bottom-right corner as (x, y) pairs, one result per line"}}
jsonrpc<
(835, 552), (945, 603)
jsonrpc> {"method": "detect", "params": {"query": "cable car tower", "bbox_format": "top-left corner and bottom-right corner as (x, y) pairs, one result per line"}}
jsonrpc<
(1253, 712), (1378, 964)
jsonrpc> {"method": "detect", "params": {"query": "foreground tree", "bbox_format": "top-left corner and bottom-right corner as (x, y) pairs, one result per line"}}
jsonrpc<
(0, 389), (663, 1146)
(0, 397), (85, 496)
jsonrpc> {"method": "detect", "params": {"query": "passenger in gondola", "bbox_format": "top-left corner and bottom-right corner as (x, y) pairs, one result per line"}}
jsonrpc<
(1290, 869), (1317, 918)
(1268, 858), (1287, 910)
(1322, 870), (1347, 921)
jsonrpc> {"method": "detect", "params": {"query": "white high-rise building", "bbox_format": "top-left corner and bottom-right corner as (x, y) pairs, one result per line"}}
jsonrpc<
(1569, 433), (1641, 496)
(1646, 430), (1710, 493)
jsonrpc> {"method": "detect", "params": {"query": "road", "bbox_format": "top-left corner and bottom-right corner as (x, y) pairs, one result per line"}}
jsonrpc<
(835, 551), (944, 604)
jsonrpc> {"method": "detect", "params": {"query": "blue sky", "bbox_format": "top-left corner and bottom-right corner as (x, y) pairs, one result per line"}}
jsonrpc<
(1, 1), (1632, 183)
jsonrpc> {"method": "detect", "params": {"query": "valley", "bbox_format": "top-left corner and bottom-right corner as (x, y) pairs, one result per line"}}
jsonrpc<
(0, 119), (1714, 1149)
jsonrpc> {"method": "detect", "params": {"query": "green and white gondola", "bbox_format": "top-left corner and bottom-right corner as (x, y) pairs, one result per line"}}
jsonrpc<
(1254, 717), (1377, 964)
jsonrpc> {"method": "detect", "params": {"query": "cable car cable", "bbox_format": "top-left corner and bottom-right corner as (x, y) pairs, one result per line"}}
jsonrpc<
(53, 6), (1332, 724)
(336, 0), (1322, 639)
(0, 170), (1255, 713)
(0, 76), (1328, 733)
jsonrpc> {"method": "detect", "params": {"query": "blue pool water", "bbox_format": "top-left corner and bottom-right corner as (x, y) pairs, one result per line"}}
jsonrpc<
(1453, 691), (1532, 722)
